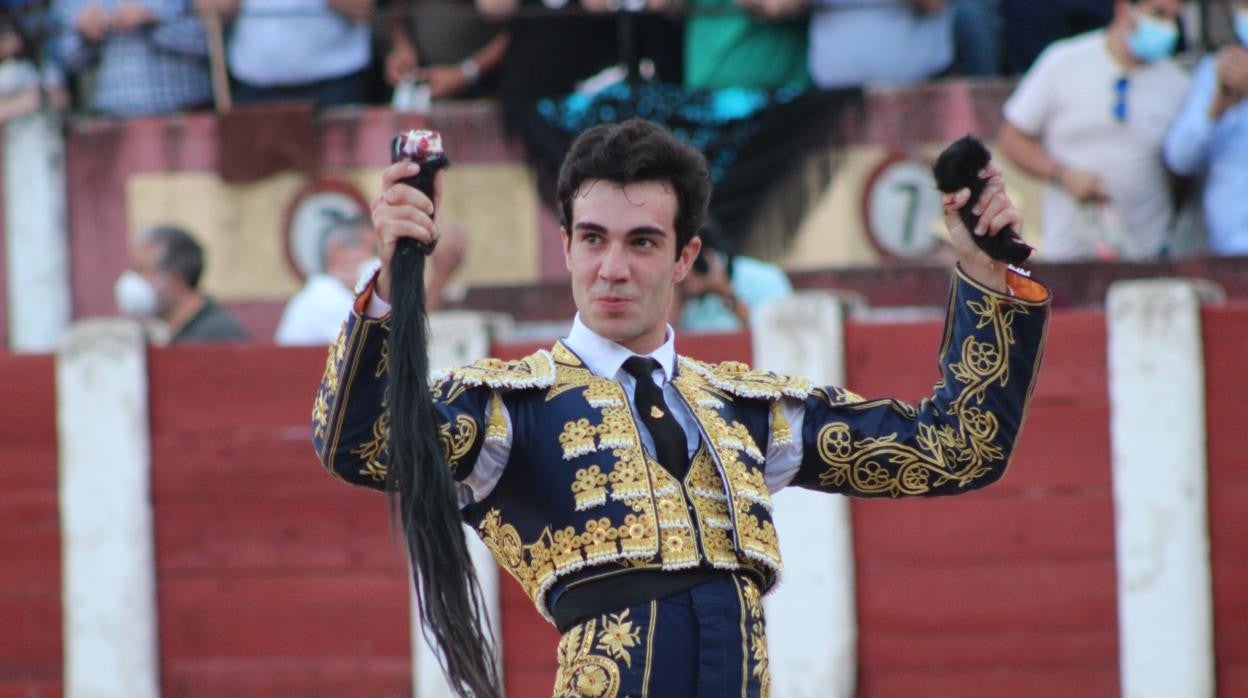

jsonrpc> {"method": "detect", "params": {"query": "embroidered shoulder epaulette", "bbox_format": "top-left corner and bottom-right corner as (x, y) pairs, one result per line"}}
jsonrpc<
(679, 357), (813, 400)
(436, 350), (556, 390)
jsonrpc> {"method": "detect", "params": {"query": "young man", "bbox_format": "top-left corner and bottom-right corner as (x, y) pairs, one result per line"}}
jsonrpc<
(313, 119), (1049, 695)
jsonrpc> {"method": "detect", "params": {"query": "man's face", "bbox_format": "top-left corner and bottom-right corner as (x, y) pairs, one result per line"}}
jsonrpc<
(1120, 0), (1181, 27)
(328, 223), (379, 285)
(131, 242), (176, 318)
(563, 179), (700, 354)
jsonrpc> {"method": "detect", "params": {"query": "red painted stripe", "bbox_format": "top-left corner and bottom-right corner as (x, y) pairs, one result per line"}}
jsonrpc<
(859, 665), (1120, 698)
(158, 574), (409, 661)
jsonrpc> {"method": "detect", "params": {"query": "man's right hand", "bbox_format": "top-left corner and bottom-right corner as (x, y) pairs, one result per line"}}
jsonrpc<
(76, 5), (111, 42)
(370, 161), (442, 303)
(1058, 167), (1109, 203)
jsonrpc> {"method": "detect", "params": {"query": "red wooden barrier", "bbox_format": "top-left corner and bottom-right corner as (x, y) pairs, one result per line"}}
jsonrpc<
(0, 354), (59, 698)
(3, 301), (1247, 696)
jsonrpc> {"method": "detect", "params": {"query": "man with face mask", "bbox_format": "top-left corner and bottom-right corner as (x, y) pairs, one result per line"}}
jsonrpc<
(1163, 2), (1248, 256)
(114, 225), (249, 343)
(997, 0), (1191, 261)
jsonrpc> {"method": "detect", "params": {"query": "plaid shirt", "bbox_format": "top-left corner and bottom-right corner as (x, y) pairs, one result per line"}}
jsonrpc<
(55, 0), (212, 117)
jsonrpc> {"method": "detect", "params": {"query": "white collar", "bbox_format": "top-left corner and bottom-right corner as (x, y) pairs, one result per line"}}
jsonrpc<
(564, 314), (678, 383)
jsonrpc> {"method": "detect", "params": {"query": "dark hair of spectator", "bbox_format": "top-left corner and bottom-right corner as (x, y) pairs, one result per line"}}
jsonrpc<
(144, 225), (205, 290)
(556, 118), (710, 258)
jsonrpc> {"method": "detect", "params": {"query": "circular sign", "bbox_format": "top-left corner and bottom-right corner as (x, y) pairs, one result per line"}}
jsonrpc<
(282, 179), (370, 282)
(861, 153), (944, 259)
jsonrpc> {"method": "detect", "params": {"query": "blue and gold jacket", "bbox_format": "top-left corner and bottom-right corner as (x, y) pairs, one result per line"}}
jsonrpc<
(312, 269), (1050, 623)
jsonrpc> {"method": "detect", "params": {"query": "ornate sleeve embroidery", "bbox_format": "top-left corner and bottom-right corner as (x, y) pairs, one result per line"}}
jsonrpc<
(792, 270), (1050, 497)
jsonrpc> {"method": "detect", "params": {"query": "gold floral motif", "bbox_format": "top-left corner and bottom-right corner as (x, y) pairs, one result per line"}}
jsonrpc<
(553, 620), (622, 698)
(437, 413), (479, 474)
(813, 293), (1025, 497)
(572, 465), (609, 511)
(560, 418), (599, 460)
(595, 610), (642, 668)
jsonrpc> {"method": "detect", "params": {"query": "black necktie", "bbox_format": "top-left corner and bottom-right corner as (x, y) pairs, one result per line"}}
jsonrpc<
(622, 356), (690, 481)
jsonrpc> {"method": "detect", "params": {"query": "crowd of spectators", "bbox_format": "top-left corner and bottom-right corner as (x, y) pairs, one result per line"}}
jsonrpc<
(1, 0), (1244, 314)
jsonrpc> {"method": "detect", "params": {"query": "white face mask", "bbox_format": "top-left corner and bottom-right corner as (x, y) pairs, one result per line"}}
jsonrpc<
(114, 270), (159, 317)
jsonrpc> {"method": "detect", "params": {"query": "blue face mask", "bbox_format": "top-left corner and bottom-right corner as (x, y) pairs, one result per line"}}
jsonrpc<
(1127, 12), (1179, 63)
(1236, 9), (1248, 46)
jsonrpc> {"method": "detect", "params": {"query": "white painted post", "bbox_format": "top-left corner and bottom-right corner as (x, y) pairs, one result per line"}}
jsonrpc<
(5, 111), (71, 352)
(413, 311), (506, 697)
(56, 319), (160, 698)
(752, 292), (857, 698)
(1107, 280), (1215, 698)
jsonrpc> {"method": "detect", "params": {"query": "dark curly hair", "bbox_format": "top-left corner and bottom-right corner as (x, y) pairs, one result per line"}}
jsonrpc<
(556, 119), (711, 258)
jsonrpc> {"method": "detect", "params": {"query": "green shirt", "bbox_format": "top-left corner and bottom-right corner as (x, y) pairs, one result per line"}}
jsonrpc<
(685, 0), (811, 91)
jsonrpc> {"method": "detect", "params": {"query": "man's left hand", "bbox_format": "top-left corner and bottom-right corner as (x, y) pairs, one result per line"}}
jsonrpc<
(942, 163), (1020, 293)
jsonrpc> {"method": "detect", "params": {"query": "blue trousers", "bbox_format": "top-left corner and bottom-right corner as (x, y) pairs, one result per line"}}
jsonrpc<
(552, 574), (770, 697)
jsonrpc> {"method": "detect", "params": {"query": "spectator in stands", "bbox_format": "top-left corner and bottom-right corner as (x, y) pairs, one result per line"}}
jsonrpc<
(277, 214), (378, 345)
(208, 0), (373, 105)
(1001, 0), (1113, 74)
(55, 0), (213, 117)
(0, 17), (68, 121)
(808, 0), (954, 89)
(997, 0), (1190, 261)
(276, 215), (468, 345)
(950, 0), (1002, 76)
(114, 225), (249, 343)
(1163, 2), (1248, 256)
(673, 223), (792, 332)
(684, 0), (810, 91)
(383, 0), (509, 100)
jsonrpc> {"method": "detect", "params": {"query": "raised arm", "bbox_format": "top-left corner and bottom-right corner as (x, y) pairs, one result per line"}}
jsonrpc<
(784, 163), (1050, 496)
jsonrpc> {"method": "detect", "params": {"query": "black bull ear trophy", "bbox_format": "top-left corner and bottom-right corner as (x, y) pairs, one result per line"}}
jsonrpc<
(933, 135), (1033, 266)
(385, 130), (501, 698)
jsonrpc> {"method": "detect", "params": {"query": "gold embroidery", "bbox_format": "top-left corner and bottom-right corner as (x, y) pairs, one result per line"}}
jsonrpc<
(769, 401), (792, 447)
(650, 405), (664, 419)
(350, 408), (389, 483)
(740, 577), (772, 697)
(476, 505), (658, 623)
(814, 292), (1025, 496)
(554, 620), (621, 698)
(680, 357), (813, 400)
(595, 610), (642, 668)
(440, 350), (556, 391)
(560, 418), (599, 460)
(437, 413), (478, 474)
(312, 326), (348, 440)
(572, 465), (609, 511)
(485, 392), (508, 443)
